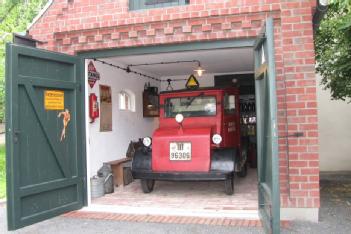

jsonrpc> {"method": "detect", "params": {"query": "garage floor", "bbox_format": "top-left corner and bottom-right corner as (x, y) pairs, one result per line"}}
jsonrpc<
(90, 168), (258, 219)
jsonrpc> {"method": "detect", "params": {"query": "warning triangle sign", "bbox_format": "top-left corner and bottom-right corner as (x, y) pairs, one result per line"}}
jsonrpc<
(186, 74), (199, 89)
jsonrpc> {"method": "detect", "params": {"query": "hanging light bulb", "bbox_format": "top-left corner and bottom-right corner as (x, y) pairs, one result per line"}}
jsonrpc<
(194, 62), (205, 76)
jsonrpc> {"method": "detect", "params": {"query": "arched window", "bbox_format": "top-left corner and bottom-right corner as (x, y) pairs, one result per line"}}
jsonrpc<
(119, 90), (135, 112)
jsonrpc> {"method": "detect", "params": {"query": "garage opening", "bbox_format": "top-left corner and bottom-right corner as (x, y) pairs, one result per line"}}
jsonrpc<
(85, 47), (259, 219)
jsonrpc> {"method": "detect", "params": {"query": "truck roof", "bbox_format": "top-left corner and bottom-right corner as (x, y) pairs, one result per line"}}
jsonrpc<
(160, 86), (237, 95)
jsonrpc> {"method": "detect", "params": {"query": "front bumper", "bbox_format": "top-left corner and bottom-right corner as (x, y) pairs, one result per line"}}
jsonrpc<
(131, 147), (237, 182)
(132, 170), (233, 181)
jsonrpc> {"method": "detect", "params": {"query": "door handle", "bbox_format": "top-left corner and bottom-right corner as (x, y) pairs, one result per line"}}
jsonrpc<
(278, 132), (303, 138)
(14, 130), (21, 144)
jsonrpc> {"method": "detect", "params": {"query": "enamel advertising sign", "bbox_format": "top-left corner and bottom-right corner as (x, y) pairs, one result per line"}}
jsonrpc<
(88, 61), (100, 88)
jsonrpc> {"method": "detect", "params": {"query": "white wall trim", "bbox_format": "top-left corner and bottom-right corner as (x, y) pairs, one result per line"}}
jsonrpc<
(281, 208), (319, 222)
(84, 204), (259, 219)
(85, 60), (92, 206)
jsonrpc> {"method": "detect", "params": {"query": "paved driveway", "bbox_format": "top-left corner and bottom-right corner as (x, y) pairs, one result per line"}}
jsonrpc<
(0, 203), (262, 234)
(1, 173), (350, 234)
(0, 134), (4, 145)
(0, 123), (5, 145)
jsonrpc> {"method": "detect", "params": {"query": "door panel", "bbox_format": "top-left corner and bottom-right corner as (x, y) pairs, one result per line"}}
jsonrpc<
(5, 44), (86, 230)
(222, 90), (240, 148)
(254, 18), (280, 234)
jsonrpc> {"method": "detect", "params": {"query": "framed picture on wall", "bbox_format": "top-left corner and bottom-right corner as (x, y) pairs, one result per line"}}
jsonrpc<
(100, 85), (112, 131)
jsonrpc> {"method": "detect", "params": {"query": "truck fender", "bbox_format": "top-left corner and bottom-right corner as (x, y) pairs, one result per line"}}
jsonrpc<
(131, 148), (152, 172)
(210, 148), (237, 172)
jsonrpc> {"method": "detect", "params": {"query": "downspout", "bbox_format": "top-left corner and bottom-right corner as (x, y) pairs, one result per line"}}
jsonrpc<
(313, 0), (329, 32)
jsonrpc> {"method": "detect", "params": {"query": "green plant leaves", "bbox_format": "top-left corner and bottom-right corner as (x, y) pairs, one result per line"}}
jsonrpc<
(0, 0), (48, 122)
(315, 1), (351, 102)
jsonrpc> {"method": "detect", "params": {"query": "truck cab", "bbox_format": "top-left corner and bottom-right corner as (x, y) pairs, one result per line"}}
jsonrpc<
(132, 87), (247, 195)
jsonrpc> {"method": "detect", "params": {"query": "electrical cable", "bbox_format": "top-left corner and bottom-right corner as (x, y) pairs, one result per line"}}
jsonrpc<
(93, 58), (188, 84)
(127, 60), (201, 68)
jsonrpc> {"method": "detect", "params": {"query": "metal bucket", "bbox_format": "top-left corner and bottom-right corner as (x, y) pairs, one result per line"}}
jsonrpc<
(90, 176), (105, 198)
(98, 163), (114, 194)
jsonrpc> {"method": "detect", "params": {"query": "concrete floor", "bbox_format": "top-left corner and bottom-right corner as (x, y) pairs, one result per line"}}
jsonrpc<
(283, 172), (351, 234)
(0, 134), (4, 145)
(0, 123), (5, 145)
(90, 168), (258, 219)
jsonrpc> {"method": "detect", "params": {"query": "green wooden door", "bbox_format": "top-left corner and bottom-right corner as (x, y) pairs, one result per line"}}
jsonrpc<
(254, 18), (280, 234)
(5, 44), (86, 230)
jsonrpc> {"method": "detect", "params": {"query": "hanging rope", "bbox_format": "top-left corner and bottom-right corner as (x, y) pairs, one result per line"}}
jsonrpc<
(93, 59), (188, 84)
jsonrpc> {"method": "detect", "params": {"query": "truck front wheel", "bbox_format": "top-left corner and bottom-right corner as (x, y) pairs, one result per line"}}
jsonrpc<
(237, 163), (248, 178)
(224, 176), (234, 195)
(141, 179), (155, 193)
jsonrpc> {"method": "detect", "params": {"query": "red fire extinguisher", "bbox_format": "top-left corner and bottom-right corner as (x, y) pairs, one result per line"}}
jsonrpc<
(89, 93), (99, 123)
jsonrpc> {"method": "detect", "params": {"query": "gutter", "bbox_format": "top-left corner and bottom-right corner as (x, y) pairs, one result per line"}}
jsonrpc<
(313, 0), (329, 32)
(26, 0), (54, 30)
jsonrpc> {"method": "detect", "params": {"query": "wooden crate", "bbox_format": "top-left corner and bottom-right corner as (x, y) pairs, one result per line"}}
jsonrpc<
(107, 158), (132, 187)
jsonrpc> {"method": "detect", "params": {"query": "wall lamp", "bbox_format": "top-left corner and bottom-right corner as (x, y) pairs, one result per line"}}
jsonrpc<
(127, 60), (206, 77)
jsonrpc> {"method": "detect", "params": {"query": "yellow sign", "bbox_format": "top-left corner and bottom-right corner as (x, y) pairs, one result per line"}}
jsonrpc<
(185, 74), (199, 89)
(44, 90), (64, 110)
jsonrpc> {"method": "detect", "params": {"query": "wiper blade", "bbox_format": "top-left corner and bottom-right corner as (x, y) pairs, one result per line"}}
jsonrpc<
(186, 92), (204, 108)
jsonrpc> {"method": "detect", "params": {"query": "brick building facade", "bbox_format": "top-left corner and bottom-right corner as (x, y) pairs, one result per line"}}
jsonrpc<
(28, 0), (320, 221)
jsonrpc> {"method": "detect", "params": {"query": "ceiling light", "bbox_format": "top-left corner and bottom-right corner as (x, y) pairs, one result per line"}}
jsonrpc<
(319, 0), (328, 6)
(194, 63), (205, 76)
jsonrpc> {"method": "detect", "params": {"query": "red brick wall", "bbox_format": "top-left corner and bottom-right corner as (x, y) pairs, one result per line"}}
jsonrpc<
(29, 0), (319, 209)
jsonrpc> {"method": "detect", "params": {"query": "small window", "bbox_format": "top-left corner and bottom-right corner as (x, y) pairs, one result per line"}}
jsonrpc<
(119, 90), (135, 112)
(224, 93), (236, 115)
(129, 0), (190, 11)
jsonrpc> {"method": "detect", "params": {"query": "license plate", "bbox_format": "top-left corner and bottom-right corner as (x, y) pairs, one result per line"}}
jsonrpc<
(170, 142), (191, 161)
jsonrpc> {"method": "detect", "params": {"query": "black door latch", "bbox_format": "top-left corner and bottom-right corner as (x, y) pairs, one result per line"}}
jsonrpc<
(278, 132), (304, 138)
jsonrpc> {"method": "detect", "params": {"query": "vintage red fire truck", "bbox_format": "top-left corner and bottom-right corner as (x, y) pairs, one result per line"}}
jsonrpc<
(132, 87), (247, 195)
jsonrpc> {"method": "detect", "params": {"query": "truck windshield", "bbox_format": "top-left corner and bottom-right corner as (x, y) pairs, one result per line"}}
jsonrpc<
(164, 95), (216, 117)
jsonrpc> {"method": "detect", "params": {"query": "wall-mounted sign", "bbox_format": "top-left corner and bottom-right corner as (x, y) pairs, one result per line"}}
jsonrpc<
(100, 85), (112, 132)
(88, 61), (100, 88)
(44, 90), (64, 110)
(185, 74), (199, 89)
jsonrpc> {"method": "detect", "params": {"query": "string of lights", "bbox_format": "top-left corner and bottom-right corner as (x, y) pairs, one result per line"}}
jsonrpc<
(93, 58), (188, 83)
(127, 60), (201, 68)
(127, 60), (205, 77)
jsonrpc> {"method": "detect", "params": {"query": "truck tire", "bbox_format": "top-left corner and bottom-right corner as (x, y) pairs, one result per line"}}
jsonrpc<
(237, 163), (247, 178)
(141, 179), (155, 193)
(224, 176), (234, 195)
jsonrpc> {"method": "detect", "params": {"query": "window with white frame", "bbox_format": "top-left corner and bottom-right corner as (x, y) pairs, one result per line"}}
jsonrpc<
(129, 0), (189, 11)
(119, 90), (135, 112)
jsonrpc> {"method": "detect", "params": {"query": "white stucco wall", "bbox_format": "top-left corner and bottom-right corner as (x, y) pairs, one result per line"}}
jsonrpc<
(86, 60), (159, 177)
(317, 75), (351, 171)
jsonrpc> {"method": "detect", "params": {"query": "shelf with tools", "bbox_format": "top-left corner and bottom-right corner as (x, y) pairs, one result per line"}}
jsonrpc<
(239, 95), (256, 137)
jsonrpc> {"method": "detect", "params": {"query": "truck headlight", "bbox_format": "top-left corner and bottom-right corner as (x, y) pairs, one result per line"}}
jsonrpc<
(143, 137), (152, 147)
(212, 134), (222, 145)
(175, 113), (184, 124)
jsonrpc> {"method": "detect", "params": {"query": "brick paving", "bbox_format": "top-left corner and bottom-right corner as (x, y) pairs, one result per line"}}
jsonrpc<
(92, 168), (258, 212)
(63, 169), (263, 227)
(63, 211), (263, 227)
(63, 211), (291, 228)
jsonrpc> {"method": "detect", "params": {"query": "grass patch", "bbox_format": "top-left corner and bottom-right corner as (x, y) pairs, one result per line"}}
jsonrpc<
(0, 144), (5, 199)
